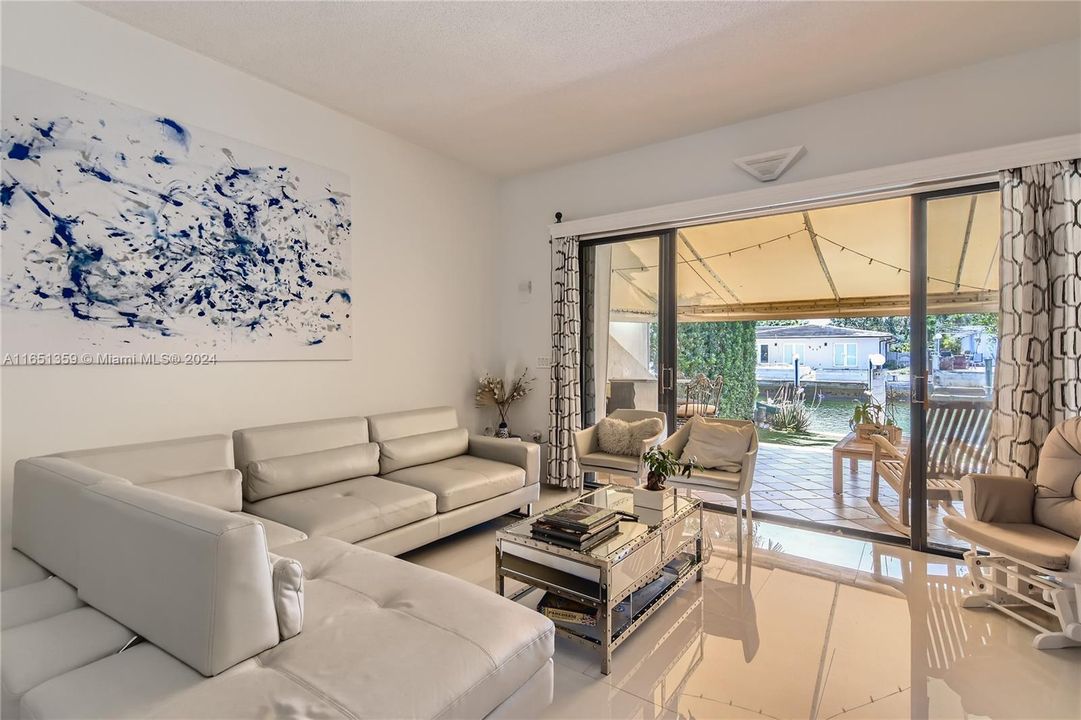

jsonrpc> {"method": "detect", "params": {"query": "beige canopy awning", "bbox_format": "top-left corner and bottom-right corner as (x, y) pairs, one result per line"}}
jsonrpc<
(608, 191), (999, 321)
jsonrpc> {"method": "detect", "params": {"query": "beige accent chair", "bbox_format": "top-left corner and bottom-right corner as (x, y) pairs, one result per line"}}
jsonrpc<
(661, 418), (758, 558)
(943, 416), (1081, 650)
(573, 409), (667, 486)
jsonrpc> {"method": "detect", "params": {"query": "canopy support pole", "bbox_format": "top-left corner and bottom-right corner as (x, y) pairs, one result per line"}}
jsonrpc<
(802, 212), (840, 301)
(677, 230), (741, 303)
(954, 194), (978, 292)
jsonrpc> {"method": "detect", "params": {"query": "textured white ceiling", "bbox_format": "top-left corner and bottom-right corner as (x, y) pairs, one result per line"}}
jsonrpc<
(88, 1), (1081, 176)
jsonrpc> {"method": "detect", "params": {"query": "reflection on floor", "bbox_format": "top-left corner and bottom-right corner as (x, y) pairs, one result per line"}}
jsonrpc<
(688, 442), (958, 548)
(403, 506), (1081, 719)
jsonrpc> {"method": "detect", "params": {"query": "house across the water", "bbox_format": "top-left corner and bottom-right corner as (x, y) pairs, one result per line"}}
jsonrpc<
(755, 323), (894, 396)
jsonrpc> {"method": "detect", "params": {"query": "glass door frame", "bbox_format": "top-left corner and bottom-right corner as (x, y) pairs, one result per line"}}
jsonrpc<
(910, 181), (999, 554)
(578, 229), (678, 436)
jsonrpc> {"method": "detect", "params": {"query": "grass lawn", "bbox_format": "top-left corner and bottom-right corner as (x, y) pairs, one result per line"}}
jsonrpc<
(756, 427), (840, 447)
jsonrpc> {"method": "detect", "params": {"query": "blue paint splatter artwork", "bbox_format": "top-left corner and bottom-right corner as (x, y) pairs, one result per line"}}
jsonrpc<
(1, 69), (352, 361)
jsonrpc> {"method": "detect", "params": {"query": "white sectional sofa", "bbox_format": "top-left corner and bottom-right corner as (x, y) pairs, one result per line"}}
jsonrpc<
(1, 407), (552, 719)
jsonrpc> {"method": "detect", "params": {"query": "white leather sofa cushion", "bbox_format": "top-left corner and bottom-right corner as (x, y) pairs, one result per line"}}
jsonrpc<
(55, 434), (233, 484)
(266, 537), (556, 719)
(245, 442), (381, 502)
(1, 606), (134, 716)
(1, 576), (83, 631)
(268, 553), (304, 640)
(245, 476), (437, 543)
(2, 545), (50, 591)
(384, 455), (526, 512)
(78, 482), (279, 677)
(233, 416), (368, 479)
(379, 427), (469, 474)
(20, 643), (204, 720)
(12, 457), (132, 584)
(234, 511), (308, 548)
(367, 405), (459, 442)
(24, 646), (349, 720)
(142, 468), (243, 511)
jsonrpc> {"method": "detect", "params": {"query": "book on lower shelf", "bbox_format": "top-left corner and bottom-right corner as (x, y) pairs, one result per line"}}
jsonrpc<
(536, 552), (698, 639)
(537, 592), (627, 627)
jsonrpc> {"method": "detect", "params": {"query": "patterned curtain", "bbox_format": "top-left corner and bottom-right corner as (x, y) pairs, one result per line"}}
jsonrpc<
(993, 159), (1081, 479)
(548, 236), (582, 488)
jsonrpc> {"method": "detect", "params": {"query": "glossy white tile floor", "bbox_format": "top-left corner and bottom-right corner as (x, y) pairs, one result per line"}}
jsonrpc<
(403, 494), (1081, 720)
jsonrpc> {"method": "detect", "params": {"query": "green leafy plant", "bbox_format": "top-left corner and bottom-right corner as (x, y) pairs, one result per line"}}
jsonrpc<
(641, 447), (699, 491)
(849, 392), (896, 430)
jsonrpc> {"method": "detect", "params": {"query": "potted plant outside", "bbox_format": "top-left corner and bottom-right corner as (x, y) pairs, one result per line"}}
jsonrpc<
(632, 447), (699, 514)
(850, 393), (902, 444)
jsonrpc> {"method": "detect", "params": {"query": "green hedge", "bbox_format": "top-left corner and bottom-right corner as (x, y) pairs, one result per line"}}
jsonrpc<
(676, 321), (758, 420)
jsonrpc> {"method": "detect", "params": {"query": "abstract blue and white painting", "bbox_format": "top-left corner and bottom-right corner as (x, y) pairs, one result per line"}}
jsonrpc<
(1, 69), (352, 361)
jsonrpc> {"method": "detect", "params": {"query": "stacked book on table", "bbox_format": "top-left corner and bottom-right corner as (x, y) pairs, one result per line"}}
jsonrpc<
(530, 502), (622, 550)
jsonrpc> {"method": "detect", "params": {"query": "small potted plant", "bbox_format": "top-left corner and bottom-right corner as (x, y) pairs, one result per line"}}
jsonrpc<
(475, 369), (533, 438)
(632, 447), (698, 516)
(850, 393), (901, 444)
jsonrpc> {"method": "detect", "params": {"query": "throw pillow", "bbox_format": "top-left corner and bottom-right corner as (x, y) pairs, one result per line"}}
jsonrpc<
(679, 418), (752, 472)
(596, 416), (664, 456)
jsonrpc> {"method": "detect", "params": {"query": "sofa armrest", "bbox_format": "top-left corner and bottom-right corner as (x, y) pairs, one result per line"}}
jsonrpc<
(573, 426), (597, 463)
(961, 473), (1035, 524)
(636, 428), (666, 457)
(469, 436), (541, 486)
(659, 421), (691, 457)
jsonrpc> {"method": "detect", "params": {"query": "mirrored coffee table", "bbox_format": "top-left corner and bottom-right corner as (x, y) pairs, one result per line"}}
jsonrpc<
(495, 486), (704, 674)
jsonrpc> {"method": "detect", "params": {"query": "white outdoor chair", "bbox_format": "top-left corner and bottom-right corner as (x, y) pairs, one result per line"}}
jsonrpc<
(573, 409), (667, 487)
(661, 417), (758, 557)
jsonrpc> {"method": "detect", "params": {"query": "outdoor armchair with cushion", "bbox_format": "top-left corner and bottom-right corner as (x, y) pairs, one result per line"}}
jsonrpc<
(573, 409), (667, 486)
(943, 416), (1081, 650)
(661, 417), (758, 558)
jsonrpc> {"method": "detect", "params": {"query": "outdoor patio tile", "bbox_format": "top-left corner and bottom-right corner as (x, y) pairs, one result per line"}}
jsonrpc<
(783, 490), (821, 500)
(779, 500), (816, 511)
(804, 497), (847, 509)
(800, 509), (845, 522)
(831, 507), (877, 520)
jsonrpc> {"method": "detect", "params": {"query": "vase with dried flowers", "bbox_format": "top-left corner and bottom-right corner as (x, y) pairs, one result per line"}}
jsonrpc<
(475, 369), (534, 438)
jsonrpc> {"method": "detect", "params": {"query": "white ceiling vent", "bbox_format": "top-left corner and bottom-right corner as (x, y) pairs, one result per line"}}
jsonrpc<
(733, 145), (805, 182)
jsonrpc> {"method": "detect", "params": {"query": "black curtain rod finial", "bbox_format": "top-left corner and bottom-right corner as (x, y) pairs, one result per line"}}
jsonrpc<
(554, 212), (563, 223)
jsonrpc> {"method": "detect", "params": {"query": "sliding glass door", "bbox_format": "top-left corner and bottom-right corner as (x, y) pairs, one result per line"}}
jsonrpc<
(911, 185), (1000, 552)
(580, 232), (677, 437)
(579, 182), (1000, 556)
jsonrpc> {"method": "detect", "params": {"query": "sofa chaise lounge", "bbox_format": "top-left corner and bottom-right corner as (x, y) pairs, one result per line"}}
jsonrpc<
(1, 407), (552, 719)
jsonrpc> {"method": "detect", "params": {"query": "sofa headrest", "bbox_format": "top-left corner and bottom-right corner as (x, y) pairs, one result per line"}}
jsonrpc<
(1034, 416), (1081, 539)
(233, 417), (369, 481)
(77, 483), (280, 676)
(53, 434), (233, 485)
(12, 457), (132, 584)
(367, 406), (459, 442)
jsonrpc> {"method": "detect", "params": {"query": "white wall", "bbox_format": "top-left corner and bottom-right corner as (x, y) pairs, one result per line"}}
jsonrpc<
(0, 3), (500, 527)
(495, 40), (1081, 438)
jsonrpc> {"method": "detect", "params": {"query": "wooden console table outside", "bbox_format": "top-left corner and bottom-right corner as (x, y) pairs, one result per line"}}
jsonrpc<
(832, 431), (908, 495)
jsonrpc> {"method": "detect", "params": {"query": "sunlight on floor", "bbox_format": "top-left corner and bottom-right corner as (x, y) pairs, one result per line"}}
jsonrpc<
(404, 508), (1081, 719)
